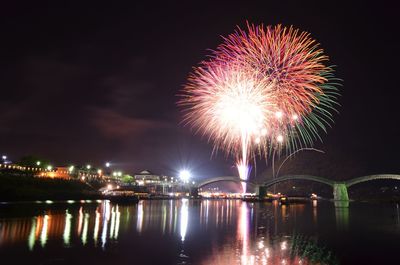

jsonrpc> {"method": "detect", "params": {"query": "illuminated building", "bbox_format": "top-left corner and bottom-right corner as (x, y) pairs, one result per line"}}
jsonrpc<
(134, 170), (161, 185)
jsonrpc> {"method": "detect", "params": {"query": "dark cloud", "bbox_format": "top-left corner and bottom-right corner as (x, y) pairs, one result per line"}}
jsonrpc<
(90, 107), (172, 138)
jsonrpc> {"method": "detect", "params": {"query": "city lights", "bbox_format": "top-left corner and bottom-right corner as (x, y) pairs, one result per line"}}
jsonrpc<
(179, 170), (191, 183)
(112, 171), (122, 177)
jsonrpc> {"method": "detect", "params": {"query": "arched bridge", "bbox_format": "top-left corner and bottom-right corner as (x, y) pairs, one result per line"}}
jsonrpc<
(196, 176), (257, 188)
(345, 174), (400, 187)
(262, 174), (400, 203)
(264, 175), (335, 188)
(193, 174), (400, 206)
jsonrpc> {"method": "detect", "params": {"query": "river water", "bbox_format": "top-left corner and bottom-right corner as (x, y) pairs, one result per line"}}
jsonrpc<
(0, 199), (399, 265)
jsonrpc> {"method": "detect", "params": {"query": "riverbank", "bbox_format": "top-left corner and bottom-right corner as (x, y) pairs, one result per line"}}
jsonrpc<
(0, 174), (101, 201)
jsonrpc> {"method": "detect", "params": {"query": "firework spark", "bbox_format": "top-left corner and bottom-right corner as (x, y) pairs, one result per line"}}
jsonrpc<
(179, 24), (340, 191)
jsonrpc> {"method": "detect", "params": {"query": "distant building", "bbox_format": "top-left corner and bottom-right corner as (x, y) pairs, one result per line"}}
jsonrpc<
(132, 170), (185, 195)
(134, 170), (161, 185)
(37, 167), (71, 179)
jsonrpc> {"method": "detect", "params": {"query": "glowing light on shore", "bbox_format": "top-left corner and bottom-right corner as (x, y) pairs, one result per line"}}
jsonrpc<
(179, 170), (191, 183)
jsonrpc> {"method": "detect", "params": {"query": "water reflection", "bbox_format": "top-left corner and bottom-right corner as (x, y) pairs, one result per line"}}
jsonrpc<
(28, 218), (36, 250)
(0, 201), (124, 250)
(81, 213), (89, 245)
(40, 215), (49, 247)
(335, 207), (349, 231)
(7, 200), (332, 263)
(3, 199), (399, 264)
(201, 201), (338, 265)
(63, 210), (72, 246)
(395, 203), (400, 230)
(93, 208), (100, 244)
(180, 198), (188, 241)
(137, 201), (143, 233)
(238, 202), (249, 262)
(0, 200), (194, 250)
(312, 199), (318, 225)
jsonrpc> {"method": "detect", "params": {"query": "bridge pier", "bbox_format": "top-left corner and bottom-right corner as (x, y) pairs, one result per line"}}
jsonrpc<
(333, 183), (349, 207)
(189, 187), (199, 198)
(257, 186), (267, 200)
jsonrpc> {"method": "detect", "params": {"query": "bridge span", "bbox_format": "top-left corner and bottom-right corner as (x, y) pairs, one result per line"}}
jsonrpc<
(193, 174), (400, 207)
(195, 176), (256, 189)
(262, 174), (400, 204)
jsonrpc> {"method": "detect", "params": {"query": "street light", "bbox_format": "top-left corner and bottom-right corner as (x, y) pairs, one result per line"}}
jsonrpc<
(36, 161), (41, 166)
(69, 166), (74, 172)
(86, 164), (91, 170)
(2, 155), (7, 161)
(179, 170), (191, 183)
(47, 165), (52, 171)
(105, 162), (110, 168)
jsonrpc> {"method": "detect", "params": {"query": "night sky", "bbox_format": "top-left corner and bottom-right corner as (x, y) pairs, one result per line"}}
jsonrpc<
(0, 1), (398, 179)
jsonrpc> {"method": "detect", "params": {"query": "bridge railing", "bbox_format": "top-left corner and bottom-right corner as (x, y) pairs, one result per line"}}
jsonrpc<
(263, 174), (335, 187)
(196, 176), (256, 188)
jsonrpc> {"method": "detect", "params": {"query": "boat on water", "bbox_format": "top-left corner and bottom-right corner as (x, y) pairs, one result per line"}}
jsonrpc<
(102, 188), (139, 204)
(279, 196), (290, 205)
(279, 195), (318, 205)
(106, 194), (139, 204)
(241, 195), (274, 202)
(242, 197), (274, 202)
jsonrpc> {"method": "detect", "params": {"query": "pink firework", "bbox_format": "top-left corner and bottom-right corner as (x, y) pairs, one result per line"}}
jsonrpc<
(179, 23), (339, 190)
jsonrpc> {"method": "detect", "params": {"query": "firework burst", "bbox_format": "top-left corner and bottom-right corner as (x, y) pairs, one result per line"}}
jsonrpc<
(178, 23), (340, 190)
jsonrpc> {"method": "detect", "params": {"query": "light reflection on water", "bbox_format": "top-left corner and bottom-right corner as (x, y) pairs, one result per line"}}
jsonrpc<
(0, 200), (399, 264)
(180, 198), (188, 242)
(0, 200), (339, 264)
